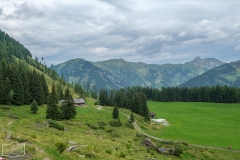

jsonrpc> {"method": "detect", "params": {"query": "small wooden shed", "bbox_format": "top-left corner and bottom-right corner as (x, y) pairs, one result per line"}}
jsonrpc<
(149, 112), (156, 118)
(73, 98), (85, 106)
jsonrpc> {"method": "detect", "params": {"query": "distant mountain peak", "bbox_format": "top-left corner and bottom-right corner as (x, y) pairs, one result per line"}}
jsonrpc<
(193, 56), (201, 61)
(186, 57), (224, 70)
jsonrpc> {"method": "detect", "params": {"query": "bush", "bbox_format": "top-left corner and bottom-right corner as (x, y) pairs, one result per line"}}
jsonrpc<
(85, 123), (98, 129)
(55, 142), (67, 153)
(11, 135), (28, 143)
(125, 122), (134, 130)
(174, 146), (183, 157)
(94, 101), (100, 105)
(109, 119), (122, 127)
(105, 129), (114, 133)
(0, 106), (10, 110)
(117, 152), (126, 158)
(98, 121), (107, 129)
(8, 114), (20, 119)
(105, 149), (112, 154)
(48, 120), (64, 131)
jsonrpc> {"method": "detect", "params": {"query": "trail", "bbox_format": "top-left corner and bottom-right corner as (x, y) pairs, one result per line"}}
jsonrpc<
(121, 113), (240, 153)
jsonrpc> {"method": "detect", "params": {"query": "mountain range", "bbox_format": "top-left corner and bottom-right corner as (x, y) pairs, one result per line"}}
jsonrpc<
(179, 60), (240, 87)
(52, 57), (225, 89)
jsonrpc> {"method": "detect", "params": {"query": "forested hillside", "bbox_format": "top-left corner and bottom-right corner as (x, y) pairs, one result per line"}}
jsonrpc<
(52, 57), (224, 90)
(179, 60), (240, 87)
(0, 29), (75, 105)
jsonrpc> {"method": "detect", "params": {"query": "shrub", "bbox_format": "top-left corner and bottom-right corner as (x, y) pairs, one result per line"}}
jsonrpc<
(8, 114), (20, 119)
(105, 149), (112, 154)
(98, 121), (107, 129)
(109, 119), (122, 127)
(48, 120), (64, 131)
(0, 106), (10, 110)
(105, 129), (114, 133)
(55, 142), (67, 153)
(117, 152), (126, 158)
(174, 146), (183, 157)
(85, 123), (98, 129)
(11, 135), (28, 143)
(94, 101), (100, 105)
(181, 141), (189, 146)
(125, 122), (134, 130)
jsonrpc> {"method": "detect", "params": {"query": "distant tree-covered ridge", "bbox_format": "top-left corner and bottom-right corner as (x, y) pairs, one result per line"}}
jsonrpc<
(107, 85), (239, 104)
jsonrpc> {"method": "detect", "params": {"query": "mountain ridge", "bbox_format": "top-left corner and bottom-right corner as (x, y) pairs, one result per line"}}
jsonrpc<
(179, 60), (240, 87)
(52, 57), (224, 89)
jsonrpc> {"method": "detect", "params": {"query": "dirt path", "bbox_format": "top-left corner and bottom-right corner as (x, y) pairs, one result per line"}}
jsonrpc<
(5, 131), (12, 142)
(121, 113), (240, 153)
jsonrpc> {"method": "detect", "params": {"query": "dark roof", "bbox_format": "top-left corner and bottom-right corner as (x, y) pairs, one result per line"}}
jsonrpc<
(149, 112), (156, 116)
(74, 98), (85, 104)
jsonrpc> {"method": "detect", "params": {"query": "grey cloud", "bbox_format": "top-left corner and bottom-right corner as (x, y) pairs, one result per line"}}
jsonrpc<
(1, 0), (240, 65)
(0, 8), (3, 16)
(6, 2), (45, 20)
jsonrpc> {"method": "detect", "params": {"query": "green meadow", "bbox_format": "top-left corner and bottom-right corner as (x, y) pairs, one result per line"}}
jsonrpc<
(147, 101), (240, 150)
(1, 99), (240, 159)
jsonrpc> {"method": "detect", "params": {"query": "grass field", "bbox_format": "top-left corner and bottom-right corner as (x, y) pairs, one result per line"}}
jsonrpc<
(0, 100), (240, 159)
(146, 101), (240, 150)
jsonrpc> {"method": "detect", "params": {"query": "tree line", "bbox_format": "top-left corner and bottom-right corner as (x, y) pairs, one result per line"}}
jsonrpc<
(121, 85), (240, 103)
(98, 88), (150, 121)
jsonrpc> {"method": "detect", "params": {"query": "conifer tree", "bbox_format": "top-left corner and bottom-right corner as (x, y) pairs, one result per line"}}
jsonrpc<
(60, 85), (76, 120)
(112, 105), (119, 119)
(0, 65), (3, 103)
(2, 78), (11, 104)
(41, 74), (49, 103)
(12, 65), (24, 105)
(31, 99), (38, 114)
(46, 82), (59, 120)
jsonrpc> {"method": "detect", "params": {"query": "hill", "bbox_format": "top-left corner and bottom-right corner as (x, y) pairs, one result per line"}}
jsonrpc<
(0, 29), (77, 101)
(179, 60), (240, 87)
(52, 57), (224, 89)
(0, 100), (239, 159)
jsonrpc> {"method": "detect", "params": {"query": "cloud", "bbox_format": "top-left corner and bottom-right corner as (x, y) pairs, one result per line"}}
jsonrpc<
(0, 8), (3, 16)
(1, 0), (240, 65)
(5, 2), (46, 20)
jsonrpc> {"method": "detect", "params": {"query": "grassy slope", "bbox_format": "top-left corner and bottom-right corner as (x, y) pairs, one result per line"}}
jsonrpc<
(0, 100), (240, 159)
(147, 101), (240, 150)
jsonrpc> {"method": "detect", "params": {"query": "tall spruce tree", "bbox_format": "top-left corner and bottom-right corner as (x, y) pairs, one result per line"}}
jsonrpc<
(46, 82), (59, 120)
(112, 105), (119, 119)
(60, 85), (76, 120)
(11, 65), (24, 105)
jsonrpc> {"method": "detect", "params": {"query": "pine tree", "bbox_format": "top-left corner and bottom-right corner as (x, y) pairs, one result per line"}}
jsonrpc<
(31, 99), (38, 114)
(0, 65), (3, 104)
(11, 65), (24, 105)
(130, 112), (134, 123)
(41, 74), (49, 103)
(60, 85), (76, 120)
(112, 105), (119, 119)
(46, 82), (59, 120)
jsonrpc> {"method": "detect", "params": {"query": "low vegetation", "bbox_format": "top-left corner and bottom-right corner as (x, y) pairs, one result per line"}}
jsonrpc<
(0, 99), (239, 159)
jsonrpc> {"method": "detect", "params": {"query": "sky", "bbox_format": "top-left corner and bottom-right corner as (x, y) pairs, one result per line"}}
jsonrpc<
(0, 0), (240, 66)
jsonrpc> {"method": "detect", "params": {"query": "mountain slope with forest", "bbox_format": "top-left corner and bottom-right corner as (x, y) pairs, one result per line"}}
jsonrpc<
(179, 60), (240, 87)
(52, 57), (224, 89)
